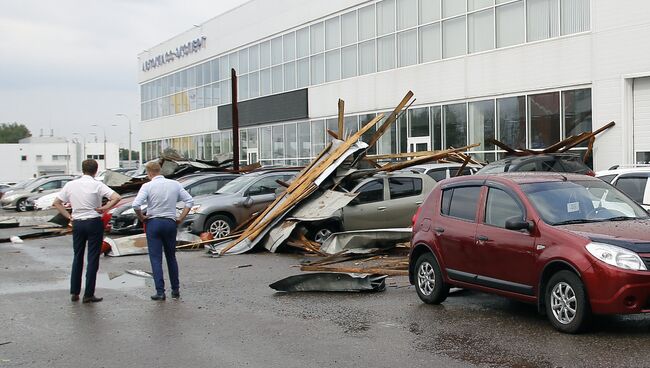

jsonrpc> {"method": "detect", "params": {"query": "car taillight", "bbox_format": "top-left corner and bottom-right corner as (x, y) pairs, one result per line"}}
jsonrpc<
(412, 206), (422, 226)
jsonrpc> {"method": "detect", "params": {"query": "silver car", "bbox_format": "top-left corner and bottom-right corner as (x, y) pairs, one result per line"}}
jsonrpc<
(307, 172), (438, 243)
(180, 169), (299, 238)
(404, 162), (481, 181)
(1, 176), (75, 212)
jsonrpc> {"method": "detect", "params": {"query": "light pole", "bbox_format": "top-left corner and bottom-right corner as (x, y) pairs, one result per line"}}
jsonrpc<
(116, 113), (132, 165)
(91, 124), (117, 170)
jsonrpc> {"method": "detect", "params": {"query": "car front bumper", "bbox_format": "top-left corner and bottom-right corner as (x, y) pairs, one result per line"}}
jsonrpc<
(179, 213), (207, 235)
(109, 214), (142, 234)
(584, 262), (650, 315)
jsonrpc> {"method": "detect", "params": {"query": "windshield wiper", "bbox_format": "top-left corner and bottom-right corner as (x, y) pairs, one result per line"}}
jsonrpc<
(553, 219), (601, 226)
(605, 216), (637, 221)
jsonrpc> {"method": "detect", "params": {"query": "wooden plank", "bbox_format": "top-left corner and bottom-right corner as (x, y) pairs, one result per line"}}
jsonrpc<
(560, 121), (616, 152)
(366, 91), (415, 148)
(327, 129), (339, 139)
(338, 99), (345, 139)
(379, 144), (479, 172)
(487, 138), (527, 156)
(454, 155), (471, 177)
(584, 136), (596, 164)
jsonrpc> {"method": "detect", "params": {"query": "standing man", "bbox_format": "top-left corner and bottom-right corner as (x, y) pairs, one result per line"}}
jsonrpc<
(132, 161), (193, 301)
(53, 159), (121, 303)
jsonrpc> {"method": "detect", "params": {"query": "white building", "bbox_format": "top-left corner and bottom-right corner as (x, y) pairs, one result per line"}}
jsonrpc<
(0, 136), (120, 182)
(137, 0), (650, 170)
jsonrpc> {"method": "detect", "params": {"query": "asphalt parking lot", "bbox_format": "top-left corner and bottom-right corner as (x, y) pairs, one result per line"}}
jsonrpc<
(1, 232), (650, 368)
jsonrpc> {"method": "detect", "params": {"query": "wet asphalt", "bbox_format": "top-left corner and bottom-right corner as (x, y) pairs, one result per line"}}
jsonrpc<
(1, 233), (650, 368)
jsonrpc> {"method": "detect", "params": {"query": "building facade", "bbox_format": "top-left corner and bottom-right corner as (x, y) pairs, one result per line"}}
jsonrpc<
(138, 0), (650, 170)
(0, 137), (120, 182)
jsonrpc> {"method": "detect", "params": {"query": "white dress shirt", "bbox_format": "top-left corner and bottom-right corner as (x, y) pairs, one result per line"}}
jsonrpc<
(57, 175), (115, 220)
(132, 175), (193, 220)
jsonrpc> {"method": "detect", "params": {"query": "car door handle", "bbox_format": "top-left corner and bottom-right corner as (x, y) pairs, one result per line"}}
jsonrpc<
(476, 235), (489, 242)
(415, 201), (422, 205)
(434, 227), (445, 233)
(377, 206), (387, 211)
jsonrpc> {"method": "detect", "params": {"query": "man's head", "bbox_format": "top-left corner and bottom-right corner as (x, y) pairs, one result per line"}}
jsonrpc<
(145, 161), (162, 179)
(82, 159), (99, 176)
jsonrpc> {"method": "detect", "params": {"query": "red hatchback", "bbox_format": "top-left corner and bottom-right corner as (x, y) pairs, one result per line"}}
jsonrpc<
(409, 173), (650, 333)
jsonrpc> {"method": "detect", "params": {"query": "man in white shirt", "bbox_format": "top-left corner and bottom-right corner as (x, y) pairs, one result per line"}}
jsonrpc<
(132, 161), (193, 301)
(53, 160), (121, 303)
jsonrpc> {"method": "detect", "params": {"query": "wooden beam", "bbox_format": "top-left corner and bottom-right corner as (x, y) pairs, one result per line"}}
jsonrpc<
(366, 91), (415, 148)
(327, 129), (339, 140)
(379, 144), (479, 172)
(584, 136), (596, 164)
(338, 99), (345, 139)
(560, 121), (616, 152)
(454, 155), (471, 177)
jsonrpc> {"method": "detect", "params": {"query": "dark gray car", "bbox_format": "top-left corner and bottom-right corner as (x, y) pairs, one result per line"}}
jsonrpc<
(180, 170), (299, 238)
(0, 175), (75, 211)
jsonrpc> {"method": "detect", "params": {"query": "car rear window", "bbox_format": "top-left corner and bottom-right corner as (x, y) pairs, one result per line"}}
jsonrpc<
(441, 186), (481, 221)
(615, 177), (648, 203)
(427, 169), (447, 181)
(389, 177), (422, 199)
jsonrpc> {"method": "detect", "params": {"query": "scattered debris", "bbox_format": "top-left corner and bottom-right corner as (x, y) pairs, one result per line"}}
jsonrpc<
(9, 236), (22, 244)
(0, 218), (19, 229)
(319, 228), (412, 255)
(269, 273), (387, 292)
(0, 342), (11, 346)
(108, 272), (124, 280)
(125, 269), (153, 278)
(104, 232), (203, 256)
(234, 264), (252, 269)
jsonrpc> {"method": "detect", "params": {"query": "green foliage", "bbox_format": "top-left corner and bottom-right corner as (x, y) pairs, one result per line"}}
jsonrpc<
(0, 123), (31, 143)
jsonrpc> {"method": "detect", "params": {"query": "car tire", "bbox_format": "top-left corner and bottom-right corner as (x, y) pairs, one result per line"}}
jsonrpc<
(16, 199), (27, 212)
(414, 252), (449, 304)
(545, 270), (591, 334)
(204, 214), (234, 239)
(308, 222), (340, 244)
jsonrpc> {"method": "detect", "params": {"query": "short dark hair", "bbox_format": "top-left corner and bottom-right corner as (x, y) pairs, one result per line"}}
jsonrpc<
(82, 159), (99, 175)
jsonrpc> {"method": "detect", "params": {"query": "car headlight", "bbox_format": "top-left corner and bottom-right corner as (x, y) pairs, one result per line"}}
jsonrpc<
(585, 242), (648, 271)
(189, 205), (201, 214)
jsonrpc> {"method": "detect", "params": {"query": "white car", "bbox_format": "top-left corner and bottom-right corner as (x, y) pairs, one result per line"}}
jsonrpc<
(401, 162), (481, 182)
(35, 192), (61, 210)
(596, 166), (650, 210)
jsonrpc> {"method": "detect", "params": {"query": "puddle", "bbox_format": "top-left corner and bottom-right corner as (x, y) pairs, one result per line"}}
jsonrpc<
(0, 273), (151, 295)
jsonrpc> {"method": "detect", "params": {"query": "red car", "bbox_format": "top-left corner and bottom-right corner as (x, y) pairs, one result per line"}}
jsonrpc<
(409, 173), (650, 333)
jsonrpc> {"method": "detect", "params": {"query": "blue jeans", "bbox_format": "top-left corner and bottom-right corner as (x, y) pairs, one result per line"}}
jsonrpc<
(145, 218), (179, 295)
(71, 217), (103, 297)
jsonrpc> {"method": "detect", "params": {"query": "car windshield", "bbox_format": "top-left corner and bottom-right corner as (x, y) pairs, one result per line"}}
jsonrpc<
(521, 179), (649, 225)
(217, 175), (259, 194)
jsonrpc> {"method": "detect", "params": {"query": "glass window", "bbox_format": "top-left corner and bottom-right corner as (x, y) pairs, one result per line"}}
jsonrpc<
(432, 106), (442, 150)
(202, 63), (211, 86)
(399, 113), (408, 152)
(527, 0), (559, 42)
(325, 49), (341, 82)
(284, 62), (296, 91)
(561, 0), (590, 35)
(615, 177), (648, 204)
(238, 75), (249, 100)
(359, 40), (376, 75)
(248, 176), (283, 196)
(239, 49), (249, 74)
(419, 23), (441, 63)
(358, 114), (376, 154)
(468, 0), (493, 11)
(219, 55), (230, 79)
(210, 59), (219, 82)
(326, 118), (338, 138)
(181, 69), (188, 90)
(564, 88), (592, 139)
(260, 68), (271, 96)
(442, 0), (465, 18)
(377, 0), (396, 35)
(409, 107), (430, 137)
(260, 41), (271, 68)
(341, 11), (358, 46)
(528, 92), (560, 149)
(310, 53), (324, 85)
(297, 58), (310, 88)
(445, 103), (467, 148)
(443, 16), (466, 58)
(285, 123), (297, 158)
(229, 53), (239, 74)
(378, 35), (396, 71)
(283, 32), (296, 62)
(398, 30), (417, 67)
(296, 27), (310, 58)
(220, 80), (230, 104)
(260, 127), (272, 160)
(379, 114), (398, 155)
(598, 174), (616, 184)
(496, 1), (525, 48)
(485, 188), (524, 227)
(389, 177), (422, 199)
(249, 71), (260, 98)
(427, 168), (448, 181)
(325, 17), (340, 50)
(345, 115), (360, 137)
(196, 87), (204, 109)
(187, 67), (196, 88)
(447, 186), (481, 221)
(196, 65), (204, 87)
(311, 22), (325, 54)
(468, 8), (494, 53)
(397, 0), (417, 30)
(342, 45), (358, 78)
(359, 4), (376, 41)
(497, 96), (526, 149)
(271, 65), (283, 93)
(249, 44), (260, 71)
(271, 36), (283, 65)
(356, 179), (384, 203)
(189, 180), (222, 196)
(174, 72), (181, 92)
(298, 121), (311, 157)
(468, 99), (495, 152)
(311, 120), (326, 154)
(420, 0), (441, 24)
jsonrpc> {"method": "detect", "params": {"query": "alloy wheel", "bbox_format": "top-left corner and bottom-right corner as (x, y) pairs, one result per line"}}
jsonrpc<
(550, 281), (577, 325)
(17, 200), (27, 212)
(417, 261), (435, 296)
(209, 219), (231, 238)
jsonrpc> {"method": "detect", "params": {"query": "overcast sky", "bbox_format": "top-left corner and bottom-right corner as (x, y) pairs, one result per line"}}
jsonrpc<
(0, 0), (247, 151)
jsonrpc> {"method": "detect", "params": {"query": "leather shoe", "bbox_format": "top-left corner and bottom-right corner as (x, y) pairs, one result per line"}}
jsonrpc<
(82, 296), (103, 303)
(171, 290), (180, 299)
(151, 293), (166, 301)
(71, 294), (79, 302)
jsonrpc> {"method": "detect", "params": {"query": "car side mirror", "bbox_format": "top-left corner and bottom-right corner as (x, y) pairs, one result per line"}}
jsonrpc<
(505, 217), (532, 231)
(243, 197), (253, 208)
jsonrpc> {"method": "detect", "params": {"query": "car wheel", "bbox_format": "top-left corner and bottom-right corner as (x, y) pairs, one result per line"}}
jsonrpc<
(16, 199), (27, 212)
(414, 252), (449, 304)
(309, 222), (339, 244)
(545, 270), (591, 334)
(205, 214), (234, 239)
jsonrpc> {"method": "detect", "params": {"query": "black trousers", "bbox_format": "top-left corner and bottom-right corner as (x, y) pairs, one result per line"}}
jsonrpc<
(71, 217), (103, 297)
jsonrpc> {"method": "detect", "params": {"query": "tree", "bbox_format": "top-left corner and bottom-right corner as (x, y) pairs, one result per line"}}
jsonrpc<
(0, 123), (31, 143)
